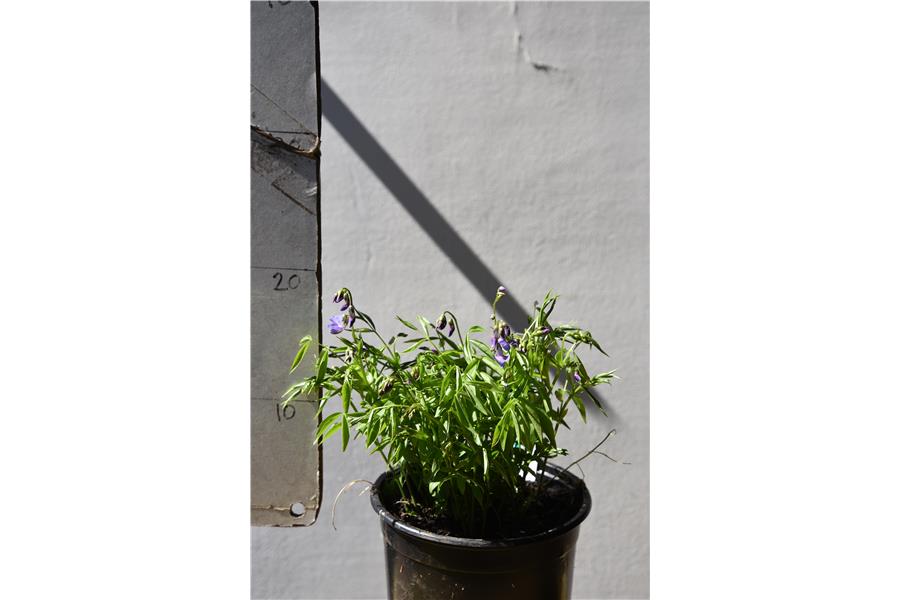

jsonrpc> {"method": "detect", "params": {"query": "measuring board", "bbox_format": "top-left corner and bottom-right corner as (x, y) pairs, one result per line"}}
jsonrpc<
(251, 0), (321, 527)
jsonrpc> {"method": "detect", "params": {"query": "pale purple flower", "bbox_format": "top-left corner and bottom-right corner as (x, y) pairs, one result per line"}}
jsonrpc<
(328, 314), (347, 334)
(573, 372), (582, 383)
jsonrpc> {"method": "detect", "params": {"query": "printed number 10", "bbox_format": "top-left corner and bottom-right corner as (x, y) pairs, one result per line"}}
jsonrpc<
(275, 402), (295, 421)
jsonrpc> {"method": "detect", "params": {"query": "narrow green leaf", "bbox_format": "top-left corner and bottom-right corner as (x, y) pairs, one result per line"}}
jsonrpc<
(290, 335), (313, 372)
(510, 409), (522, 443)
(341, 415), (350, 451)
(416, 315), (433, 338)
(316, 346), (329, 382)
(341, 377), (351, 413)
(589, 336), (609, 356)
(396, 316), (418, 330)
(573, 393), (587, 422)
(365, 410), (377, 446)
(315, 412), (342, 443)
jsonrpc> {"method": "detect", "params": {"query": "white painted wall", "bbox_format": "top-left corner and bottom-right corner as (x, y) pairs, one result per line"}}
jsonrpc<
(253, 2), (648, 598)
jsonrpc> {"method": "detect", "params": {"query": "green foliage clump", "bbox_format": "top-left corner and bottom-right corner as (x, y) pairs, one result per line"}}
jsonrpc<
(283, 286), (615, 537)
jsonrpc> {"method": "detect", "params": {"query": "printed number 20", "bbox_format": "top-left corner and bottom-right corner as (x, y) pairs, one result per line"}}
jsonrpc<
(273, 272), (300, 291)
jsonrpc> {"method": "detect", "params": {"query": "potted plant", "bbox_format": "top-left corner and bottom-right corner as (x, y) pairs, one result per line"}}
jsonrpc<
(283, 286), (616, 600)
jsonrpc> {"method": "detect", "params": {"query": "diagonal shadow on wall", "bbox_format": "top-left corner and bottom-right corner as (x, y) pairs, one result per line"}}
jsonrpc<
(321, 80), (613, 420)
(321, 80), (530, 330)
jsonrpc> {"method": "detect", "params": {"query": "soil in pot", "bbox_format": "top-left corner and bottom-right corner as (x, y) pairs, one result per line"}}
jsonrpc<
(379, 470), (582, 540)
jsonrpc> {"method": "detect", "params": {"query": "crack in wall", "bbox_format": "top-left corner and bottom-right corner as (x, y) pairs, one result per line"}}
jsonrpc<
(510, 1), (564, 73)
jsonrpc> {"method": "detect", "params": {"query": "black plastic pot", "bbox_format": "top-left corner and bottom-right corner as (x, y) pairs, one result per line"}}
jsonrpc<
(370, 464), (591, 600)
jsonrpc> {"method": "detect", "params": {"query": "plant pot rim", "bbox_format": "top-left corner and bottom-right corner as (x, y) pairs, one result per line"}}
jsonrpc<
(370, 462), (592, 549)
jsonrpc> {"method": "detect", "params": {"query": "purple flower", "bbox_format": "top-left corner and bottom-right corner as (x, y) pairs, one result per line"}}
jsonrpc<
(573, 372), (582, 383)
(490, 324), (514, 366)
(447, 322), (455, 337)
(328, 314), (347, 334)
(333, 290), (350, 311)
(333, 289), (351, 311)
(497, 286), (507, 295)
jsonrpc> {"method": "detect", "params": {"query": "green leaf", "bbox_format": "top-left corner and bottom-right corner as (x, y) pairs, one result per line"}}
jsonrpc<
(439, 368), (455, 401)
(479, 355), (504, 375)
(341, 415), (350, 451)
(492, 413), (508, 449)
(316, 346), (329, 383)
(341, 377), (351, 413)
(290, 335), (313, 372)
(416, 315), (433, 337)
(364, 410), (378, 446)
(572, 393), (587, 422)
(470, 393), (490, 416)
(400, 338), (429, 353)
(588, 336), (609, 356)
(354, 309), (377, 330)
(315, 412), (342, 443)
(509, 409), (522, 443)
(396, 316), (418, 330)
